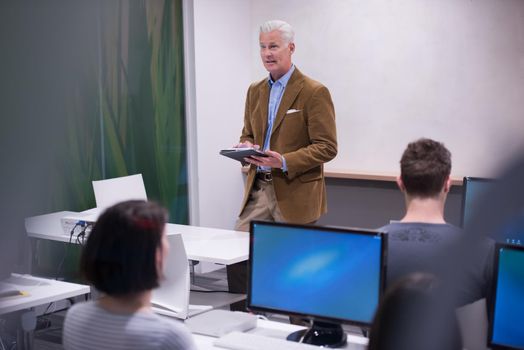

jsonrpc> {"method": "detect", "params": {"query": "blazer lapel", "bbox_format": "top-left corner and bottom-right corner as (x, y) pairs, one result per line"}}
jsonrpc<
(271, 69), (304, 136)
(258, 83), (270, 146)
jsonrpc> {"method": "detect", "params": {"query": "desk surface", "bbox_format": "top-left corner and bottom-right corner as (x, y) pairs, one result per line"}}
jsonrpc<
(0, 274), (90, 315)
(166, 223), (248, 265)
(25, 211), (249, 265)
(191, 318), (368, 349)
(189, 291), (245, 312)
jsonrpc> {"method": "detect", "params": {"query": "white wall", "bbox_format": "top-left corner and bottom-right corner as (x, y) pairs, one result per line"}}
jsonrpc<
(191, 0), (524, 228)
(192, 0), (252, 229)
(250, 0), (524, 177)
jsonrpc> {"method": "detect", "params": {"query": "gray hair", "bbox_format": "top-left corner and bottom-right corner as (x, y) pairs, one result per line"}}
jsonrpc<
(260, 20), (295, 44)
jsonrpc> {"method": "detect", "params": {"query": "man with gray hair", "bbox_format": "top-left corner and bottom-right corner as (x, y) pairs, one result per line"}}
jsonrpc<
(227, 20), (338, 310)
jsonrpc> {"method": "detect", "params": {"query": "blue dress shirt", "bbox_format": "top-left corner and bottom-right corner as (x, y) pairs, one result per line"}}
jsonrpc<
(259, 65), (295, 172)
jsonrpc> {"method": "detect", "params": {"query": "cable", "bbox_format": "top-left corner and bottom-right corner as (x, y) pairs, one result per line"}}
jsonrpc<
(75, 222), (92, 245)
(75, 227), (85, 244)
(68, 222), (80, 244)
(42, 302), (55, 315)
(55, 222), (82, 280)
(54, 221), (84, 280)
(361, 328), (369, 338)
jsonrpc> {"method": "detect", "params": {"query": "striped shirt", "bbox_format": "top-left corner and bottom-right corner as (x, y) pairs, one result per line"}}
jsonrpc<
(63, 301), (196, 350)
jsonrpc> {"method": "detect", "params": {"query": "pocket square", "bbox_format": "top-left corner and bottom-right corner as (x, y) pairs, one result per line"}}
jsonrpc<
(286, 109), (301, 114)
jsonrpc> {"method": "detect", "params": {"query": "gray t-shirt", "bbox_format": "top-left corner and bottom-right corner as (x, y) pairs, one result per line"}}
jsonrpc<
(380, 222), (493, 306)
(63, 301), (196, 350)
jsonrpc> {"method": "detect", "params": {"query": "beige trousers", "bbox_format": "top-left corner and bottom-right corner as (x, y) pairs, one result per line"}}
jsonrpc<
(228, 179), (284, 311)
(234, 179), (285, 232)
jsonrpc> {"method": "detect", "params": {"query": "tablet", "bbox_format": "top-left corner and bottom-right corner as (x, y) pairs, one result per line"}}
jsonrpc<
(220, 148), (269, 164)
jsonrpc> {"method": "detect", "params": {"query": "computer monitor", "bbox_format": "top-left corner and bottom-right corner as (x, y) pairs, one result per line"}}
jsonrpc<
(489, 243), (524, 349)
(461, 176), (524, 245)
(461, 176), (495, 228)
(248, 221), (387, 347)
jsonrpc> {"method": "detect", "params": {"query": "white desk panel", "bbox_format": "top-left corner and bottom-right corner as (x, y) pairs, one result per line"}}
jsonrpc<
(0, 274), (90, 315)
(25, 211), (78, 243)
(25, 211), (248, 265)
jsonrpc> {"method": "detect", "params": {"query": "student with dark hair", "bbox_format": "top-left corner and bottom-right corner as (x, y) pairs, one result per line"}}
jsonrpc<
(63, 200), (196, 350)
(399, 137), (452, 197)
(381, 138), (493, 306)
(368, 273), (462, 350)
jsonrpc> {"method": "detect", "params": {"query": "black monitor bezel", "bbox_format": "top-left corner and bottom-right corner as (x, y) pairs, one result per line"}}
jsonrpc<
(488, 243), (524, 350)
(247, 220), (388, 328)
(460, 176), (495, 228)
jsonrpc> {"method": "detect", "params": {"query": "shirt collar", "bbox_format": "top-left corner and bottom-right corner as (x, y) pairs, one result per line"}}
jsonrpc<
(268, 64), (295, 88)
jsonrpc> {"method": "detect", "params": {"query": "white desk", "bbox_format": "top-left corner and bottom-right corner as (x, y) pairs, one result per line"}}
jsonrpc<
(25, 211), (249, 265)
(25, 211), (248, 315)
(190, 318), (368, 350)
(0, 274), (90, 315)
(0, 274), (90, 350)
(166, 223), (248, 265)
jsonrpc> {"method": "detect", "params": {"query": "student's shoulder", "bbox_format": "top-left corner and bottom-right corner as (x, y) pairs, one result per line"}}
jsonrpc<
(443, 223), (462, 234)
(378, 222), (462, 236)
(152, 315), (196, 349)
(64, 301), (102, 330)
(377, 222), (404, 233)
(65, 300), (98, 317)
(153, 314), (187, 330)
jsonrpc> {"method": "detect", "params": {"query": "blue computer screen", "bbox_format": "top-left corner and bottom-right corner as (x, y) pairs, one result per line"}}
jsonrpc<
(491, 246), (524, 349)
(249, 223), (384, 325)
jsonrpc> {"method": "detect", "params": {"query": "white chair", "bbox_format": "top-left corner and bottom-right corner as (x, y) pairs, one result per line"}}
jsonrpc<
(152, 233), (191, 319)
(92, 174), (147, 210)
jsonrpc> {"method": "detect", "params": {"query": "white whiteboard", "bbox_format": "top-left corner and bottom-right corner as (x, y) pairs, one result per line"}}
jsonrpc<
(249, 0), (524, 177)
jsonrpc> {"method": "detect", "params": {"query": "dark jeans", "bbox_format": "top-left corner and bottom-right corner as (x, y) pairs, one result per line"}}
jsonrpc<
(227, 261), (248, 311)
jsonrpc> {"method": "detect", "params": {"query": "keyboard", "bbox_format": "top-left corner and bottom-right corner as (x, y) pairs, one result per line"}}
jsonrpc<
(215, 331), (325, 350)
(215, 331), (367, 350)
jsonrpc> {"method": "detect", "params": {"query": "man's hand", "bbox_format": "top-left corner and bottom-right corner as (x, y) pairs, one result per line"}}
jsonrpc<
(233, 141), (259, 149)
(244, 150), (283, 169)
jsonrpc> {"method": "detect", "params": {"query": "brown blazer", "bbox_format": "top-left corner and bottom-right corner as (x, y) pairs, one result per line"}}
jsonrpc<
(239, 68), (338, 223)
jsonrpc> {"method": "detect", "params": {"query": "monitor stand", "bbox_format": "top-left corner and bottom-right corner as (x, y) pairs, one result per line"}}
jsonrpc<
(287, 321), (347, 348)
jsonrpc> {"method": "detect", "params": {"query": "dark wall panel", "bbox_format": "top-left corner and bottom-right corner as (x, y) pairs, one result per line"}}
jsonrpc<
(319, 179), (463, 229)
